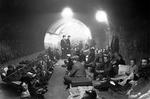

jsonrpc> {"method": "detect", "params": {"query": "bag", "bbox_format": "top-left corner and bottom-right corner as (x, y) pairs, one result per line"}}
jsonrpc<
(71, 77), (92, 87)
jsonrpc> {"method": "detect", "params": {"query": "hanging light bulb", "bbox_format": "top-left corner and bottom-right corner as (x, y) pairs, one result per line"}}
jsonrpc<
(61, 7), (74, 19)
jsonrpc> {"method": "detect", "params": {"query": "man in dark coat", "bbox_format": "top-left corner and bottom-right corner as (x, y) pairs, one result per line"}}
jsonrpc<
(60, 35), (67, 59)
(66, 35), (71, 54)
(137, 58), (150, 80)
(103, 56), (113, 77)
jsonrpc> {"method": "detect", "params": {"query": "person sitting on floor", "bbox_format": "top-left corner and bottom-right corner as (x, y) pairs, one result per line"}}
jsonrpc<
(94, 55), (113, 80)
(79, 50), (86, 62)
(128, 58), (150, 98)
(21, 82), (31, 99)
(64, 57), (74, 75)
(86, 47), (95, 64)
(103, 55), (113, 78)
(111, 53), (126, 76)
(6, 64), (15, 76)
(118, 59), (138, 86)
(66, 57), (74, 72)
(84, 47), (95, 73)
(137, 58), (150, 80)
(64, 56), (86, 89)
(86, 67), (94, 80)
(115, 53), (126, 65)
(93, 52), (104, 80)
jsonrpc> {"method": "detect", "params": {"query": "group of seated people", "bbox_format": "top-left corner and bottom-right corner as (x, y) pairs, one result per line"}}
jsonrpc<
(1, 48), (58, 99)
(63, 46), (150, 99)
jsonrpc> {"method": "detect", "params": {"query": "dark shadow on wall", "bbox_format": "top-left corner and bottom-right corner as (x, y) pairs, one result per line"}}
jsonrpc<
(0, 40), (38, 64)
(111, 20), (150, 64)
(0, 13), (59, 64)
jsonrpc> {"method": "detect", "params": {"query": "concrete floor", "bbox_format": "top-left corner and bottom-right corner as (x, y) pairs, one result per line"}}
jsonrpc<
(45, 60), (69, 99)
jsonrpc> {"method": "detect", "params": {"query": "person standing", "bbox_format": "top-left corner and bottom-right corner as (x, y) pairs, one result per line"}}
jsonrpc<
(78, 41), (83, 51)
(66, 35), (71, 55)
(61, 35), (67, 59)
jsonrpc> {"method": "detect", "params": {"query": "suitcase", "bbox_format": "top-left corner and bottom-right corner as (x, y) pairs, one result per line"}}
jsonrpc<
(71, 77), (92, 87)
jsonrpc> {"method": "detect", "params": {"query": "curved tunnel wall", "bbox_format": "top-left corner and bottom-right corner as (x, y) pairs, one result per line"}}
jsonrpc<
(0, 13), (60, 63)
(0, 12), (111, 63)
(0, 0), (149, 64)
(1, 12), (150, 64)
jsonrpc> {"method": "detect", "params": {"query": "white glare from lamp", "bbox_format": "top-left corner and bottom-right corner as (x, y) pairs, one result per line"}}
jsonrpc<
(95, 10), (108, 24)
(61, 7), (73, 19)
(44, 33), (60, 49)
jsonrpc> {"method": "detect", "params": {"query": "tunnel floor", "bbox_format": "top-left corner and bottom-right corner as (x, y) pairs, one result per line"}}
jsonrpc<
(45, 59), (69, 99)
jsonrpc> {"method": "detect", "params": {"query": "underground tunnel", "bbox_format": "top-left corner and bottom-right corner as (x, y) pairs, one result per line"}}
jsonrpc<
(44, 18), (92, 49)
(0, 0), (150, 99)
(43, 7), (111, 50)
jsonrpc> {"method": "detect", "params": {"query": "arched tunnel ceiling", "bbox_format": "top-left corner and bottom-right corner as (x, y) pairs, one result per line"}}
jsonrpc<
(47, 18), (91, 35)
(0, 0), (149, 52)
(0, 0), (149, 28)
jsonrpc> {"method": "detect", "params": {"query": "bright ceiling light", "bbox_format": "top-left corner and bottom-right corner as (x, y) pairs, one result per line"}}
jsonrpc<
(61, 7), (73, 18)
(95, 10), (108, 24)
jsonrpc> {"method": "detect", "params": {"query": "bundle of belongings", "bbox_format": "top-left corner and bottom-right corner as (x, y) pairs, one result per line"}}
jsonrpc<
(67, 86), (102, 99)
(68, 86), (99, 99)
(0, 49), (57, 98)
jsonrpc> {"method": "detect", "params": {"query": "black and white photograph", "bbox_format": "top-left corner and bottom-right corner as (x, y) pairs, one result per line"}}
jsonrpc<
(0, 0), (149, 99)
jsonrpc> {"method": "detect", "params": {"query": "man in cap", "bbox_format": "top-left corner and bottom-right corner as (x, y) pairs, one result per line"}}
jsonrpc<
(60, 35), (67, 59)
(66, 35), (71, 55)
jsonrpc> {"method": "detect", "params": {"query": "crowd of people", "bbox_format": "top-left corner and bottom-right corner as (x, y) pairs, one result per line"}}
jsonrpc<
(0, 47), (58, 99)
(63, 43), (150, 99)
(1, 37), (150, 99)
